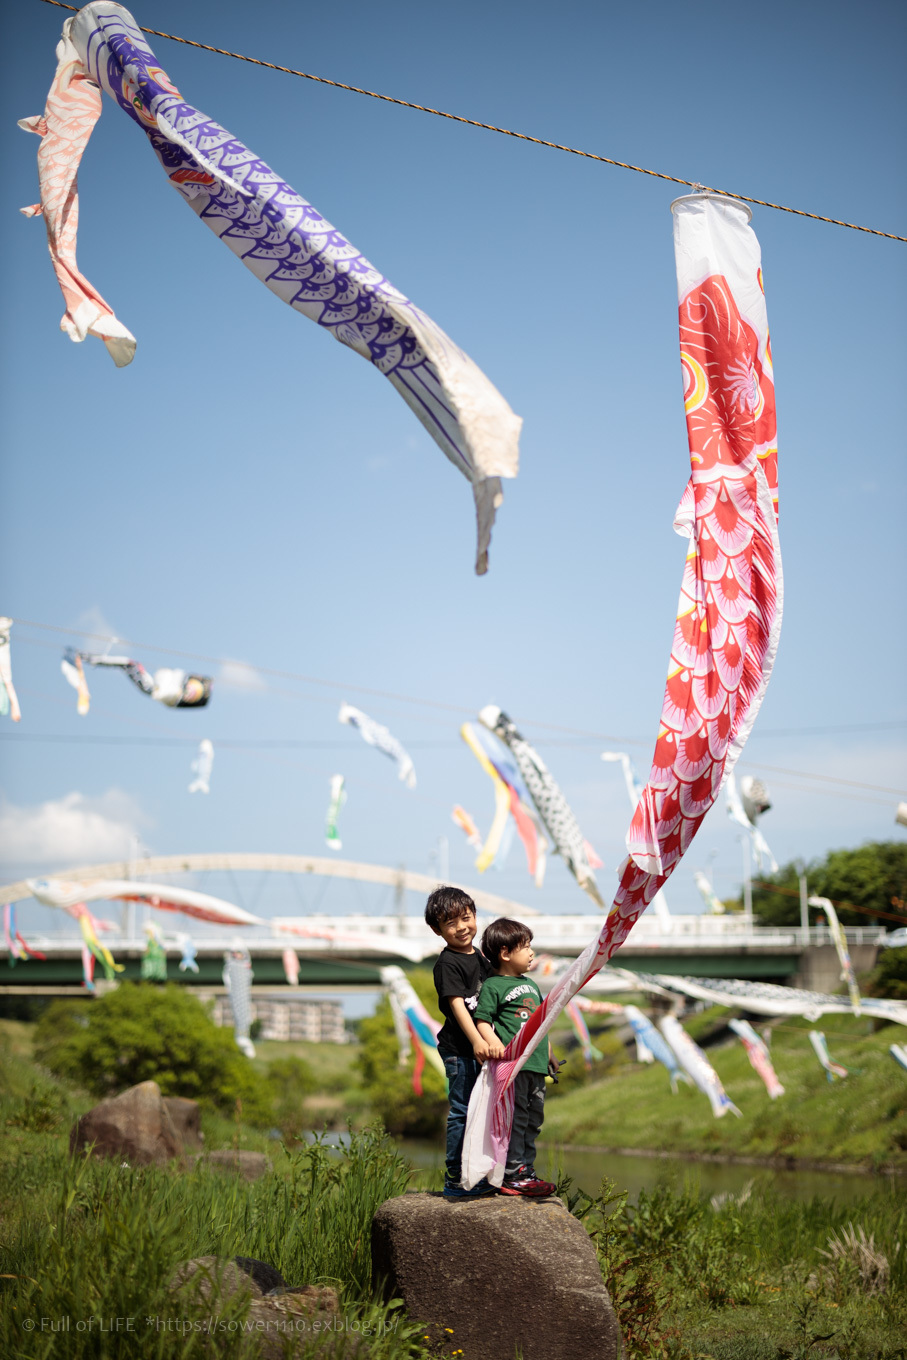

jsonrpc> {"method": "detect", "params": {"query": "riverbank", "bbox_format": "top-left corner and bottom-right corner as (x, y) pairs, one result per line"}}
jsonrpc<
(542, 1010), (907, 1171)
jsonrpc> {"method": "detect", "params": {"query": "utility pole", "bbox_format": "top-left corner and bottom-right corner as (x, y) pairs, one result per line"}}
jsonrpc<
(799, 872), (809, 943)
(741, 835), (753, 931)
(395, 865), (406, 934)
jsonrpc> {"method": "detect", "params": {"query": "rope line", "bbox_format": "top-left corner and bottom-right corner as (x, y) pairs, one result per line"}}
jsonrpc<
(36, 0), (906, 244)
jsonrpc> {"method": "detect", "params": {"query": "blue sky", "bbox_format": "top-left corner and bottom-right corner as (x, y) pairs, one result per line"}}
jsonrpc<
(1, 0), (905, 927)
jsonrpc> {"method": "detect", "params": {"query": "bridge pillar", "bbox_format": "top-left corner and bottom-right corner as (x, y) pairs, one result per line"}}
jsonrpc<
(792, 943), (879, 993)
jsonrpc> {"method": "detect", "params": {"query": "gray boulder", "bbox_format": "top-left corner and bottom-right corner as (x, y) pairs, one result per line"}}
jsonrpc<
(69, 1081), (182, 1165)
(372, 1192), (621, 1360)
(170, 1257), (341, 1357)
(191, 1149), (271, 1180)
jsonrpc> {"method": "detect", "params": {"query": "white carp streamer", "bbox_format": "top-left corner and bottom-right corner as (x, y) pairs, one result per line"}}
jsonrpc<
(660, 1015), (742, 1118)
(339, 704), (416, 789)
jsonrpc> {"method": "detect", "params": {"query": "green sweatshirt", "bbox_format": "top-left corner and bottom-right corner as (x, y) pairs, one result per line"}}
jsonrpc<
(473, 974), (548, 1075)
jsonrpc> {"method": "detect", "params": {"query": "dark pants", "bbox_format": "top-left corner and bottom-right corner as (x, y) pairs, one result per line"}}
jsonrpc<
(505, 1071), (546, 1177)
(441, 1050), (482, 1186)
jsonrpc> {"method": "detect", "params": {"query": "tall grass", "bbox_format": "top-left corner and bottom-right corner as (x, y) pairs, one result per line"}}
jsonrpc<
(0, 1128), (426, 1359)
(559, 1171), (907, 1360)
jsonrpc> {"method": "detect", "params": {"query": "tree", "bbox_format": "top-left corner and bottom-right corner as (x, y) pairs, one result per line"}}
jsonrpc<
(867, 947), (907, 1002)
(356, 967), (448, 1137)
(749, 841), (907, 928)
(34, 982), (273, 1123)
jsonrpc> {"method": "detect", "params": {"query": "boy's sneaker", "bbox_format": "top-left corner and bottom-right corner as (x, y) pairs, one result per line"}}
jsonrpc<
(443, 1177), (497, 1200)
(499, 1165), (556, 1197)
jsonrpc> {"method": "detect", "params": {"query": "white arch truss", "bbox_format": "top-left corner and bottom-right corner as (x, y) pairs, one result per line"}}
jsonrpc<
(0, 853), (539, 916)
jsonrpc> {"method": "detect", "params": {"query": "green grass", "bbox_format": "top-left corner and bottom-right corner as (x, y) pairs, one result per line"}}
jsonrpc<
(542, 1012), (907, 1169)
(0, 1125), (430, 1359)
(5, 1016), (907, 1359)
(560, 1172), (907, 1360)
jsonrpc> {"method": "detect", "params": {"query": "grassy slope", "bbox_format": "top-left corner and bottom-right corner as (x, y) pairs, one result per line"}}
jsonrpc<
(542, 1011), (907, 1169)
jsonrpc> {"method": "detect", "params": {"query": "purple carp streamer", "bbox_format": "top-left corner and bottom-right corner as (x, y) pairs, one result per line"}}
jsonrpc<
(30, 4), (521, 574)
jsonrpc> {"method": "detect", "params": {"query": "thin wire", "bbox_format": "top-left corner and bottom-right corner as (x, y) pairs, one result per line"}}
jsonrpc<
(10, 618), (906, 795)
(744, 763), (906, 797)
(36, 0), (906, 245)
(751, 880), (907, 928)
(8, 617), (639, 741)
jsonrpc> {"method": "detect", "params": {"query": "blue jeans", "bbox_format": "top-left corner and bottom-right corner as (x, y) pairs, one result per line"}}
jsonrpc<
(441, 1050), (482, 1186)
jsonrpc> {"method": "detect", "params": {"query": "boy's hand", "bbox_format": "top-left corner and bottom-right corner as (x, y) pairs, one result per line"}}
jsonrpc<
(547, 1057), (566, 1083)
(473, 1036), (505, 1062)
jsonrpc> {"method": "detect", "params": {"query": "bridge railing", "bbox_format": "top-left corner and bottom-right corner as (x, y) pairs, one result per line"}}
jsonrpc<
(13, 917), (890, 955)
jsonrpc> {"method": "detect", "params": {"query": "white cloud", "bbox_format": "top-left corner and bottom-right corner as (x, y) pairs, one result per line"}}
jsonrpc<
(218, 659), (268, 694)
(0, 789), (148, 868)
(73, 605), (120, 650)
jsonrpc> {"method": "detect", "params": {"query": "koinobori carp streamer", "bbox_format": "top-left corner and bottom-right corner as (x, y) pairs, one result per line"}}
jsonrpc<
(23, 3), (521, 573)
(462, 193), (781, 1188)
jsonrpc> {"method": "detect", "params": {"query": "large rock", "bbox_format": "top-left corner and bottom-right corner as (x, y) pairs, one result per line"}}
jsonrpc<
(69, 1081), (182, 1165)
(372, 1192), (621, 1360)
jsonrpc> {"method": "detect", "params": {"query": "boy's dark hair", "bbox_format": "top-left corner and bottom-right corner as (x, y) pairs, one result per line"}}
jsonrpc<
(482, 917), (533, 969)
(424, 885), (477, 932)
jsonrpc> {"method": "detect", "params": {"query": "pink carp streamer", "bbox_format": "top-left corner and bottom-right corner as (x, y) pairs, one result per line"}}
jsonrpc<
(462, 193), (782, 1187)
(729, 1018), (785, 1099)
(19, 30), (135, 364)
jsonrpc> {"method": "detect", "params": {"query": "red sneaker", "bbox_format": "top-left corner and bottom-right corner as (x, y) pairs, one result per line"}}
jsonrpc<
(499, 1165), (557, 1197)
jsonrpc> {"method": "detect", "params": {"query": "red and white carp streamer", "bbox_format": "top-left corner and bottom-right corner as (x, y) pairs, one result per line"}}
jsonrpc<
(28, 876), (263, 927)
(462, 193), (782, 1187)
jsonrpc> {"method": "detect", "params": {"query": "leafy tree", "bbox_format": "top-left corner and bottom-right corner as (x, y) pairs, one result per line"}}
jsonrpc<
(866, 947), (907, 1002)
(750, 841), (907, 928)
(356, 967), (447, 1137)
(34, 982), (273, 1123)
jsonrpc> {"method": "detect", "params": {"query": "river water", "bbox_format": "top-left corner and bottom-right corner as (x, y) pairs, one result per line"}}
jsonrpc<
(399, 1138), (897, 1204)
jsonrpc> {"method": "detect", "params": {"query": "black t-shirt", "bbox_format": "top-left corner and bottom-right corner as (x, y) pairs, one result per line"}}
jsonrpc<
(433, 946), (493, 1058)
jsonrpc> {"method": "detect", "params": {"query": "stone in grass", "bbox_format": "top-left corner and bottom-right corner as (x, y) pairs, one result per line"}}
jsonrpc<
(170, 1257), (341, 1358)
(191, 1149), (271, 1180)
(69, 1081), (182, 1166)
(372, 1191), (621, 1360)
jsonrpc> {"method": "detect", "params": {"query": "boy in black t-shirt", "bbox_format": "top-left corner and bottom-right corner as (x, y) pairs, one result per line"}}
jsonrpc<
(426, 885), (504, 1198)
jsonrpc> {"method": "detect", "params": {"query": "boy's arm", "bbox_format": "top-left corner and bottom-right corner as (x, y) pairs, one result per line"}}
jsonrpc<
(449, 997), (504, 1061)
(476, 1019), (506, 1056)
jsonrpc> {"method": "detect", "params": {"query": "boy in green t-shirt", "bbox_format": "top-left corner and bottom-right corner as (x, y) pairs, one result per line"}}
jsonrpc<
(473, 918), (560, 1198)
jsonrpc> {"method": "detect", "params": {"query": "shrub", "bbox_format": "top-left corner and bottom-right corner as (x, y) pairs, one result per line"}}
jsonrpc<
(357, 970), (448, 1137)
(34, 983), (272, 1123)
(266, 1055), (317, 1140)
